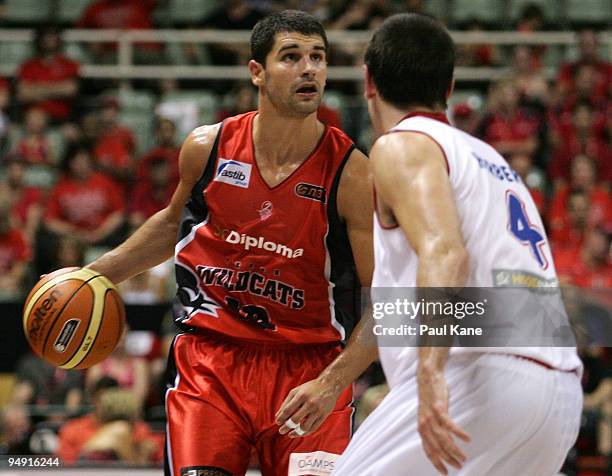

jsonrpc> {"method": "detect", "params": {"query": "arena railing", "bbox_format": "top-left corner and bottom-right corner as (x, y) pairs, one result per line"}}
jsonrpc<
(0, 29), (610, 82)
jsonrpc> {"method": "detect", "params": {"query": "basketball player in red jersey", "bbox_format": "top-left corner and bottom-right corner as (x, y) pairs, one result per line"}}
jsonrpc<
(85, 10), (376, 476)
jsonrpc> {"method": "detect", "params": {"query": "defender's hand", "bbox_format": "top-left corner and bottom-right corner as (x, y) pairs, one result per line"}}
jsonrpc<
(418, 372), (470, 475)
(275, 378), (340, 438)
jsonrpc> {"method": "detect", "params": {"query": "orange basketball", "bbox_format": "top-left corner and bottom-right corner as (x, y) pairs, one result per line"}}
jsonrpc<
(23, 267), (125, 370)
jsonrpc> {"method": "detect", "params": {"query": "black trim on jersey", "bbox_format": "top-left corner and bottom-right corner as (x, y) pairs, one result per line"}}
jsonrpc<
(163, 335), (179, 476)
(177, 123), (224, 242)
(174, 124), (223, 331)
(326, 145), (360, 343)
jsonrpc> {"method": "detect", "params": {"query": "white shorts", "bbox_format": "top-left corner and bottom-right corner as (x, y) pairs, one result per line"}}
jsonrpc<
(334, 353), (582, 476)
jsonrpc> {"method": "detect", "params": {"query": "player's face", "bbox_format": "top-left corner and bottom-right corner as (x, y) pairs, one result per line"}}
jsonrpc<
(258, 32), (327, 117)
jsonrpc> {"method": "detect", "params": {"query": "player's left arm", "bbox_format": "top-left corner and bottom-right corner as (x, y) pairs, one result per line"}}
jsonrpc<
(276, 148), (378, 438)
(373, 132), (470, 474)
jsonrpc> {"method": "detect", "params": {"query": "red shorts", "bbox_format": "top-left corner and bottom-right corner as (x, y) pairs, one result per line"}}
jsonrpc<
(164, 332), (353, 476)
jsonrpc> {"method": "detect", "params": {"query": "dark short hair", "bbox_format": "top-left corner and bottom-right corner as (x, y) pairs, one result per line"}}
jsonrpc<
(573, 99), (593, 113)
(250, 10), (328, 66)
(34, 25), (61, 55)
(60, 142), (92, 175)
(365, 13), (455, 109)
(520, 3), (545, 22)
(91, 376), (119, 399)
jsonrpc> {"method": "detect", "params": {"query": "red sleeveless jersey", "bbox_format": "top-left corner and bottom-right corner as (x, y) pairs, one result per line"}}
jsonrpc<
(174, 112), (360, 344)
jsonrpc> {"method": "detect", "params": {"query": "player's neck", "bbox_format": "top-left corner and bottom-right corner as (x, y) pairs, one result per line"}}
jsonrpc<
(252, 109), (324, 166)
(377, 102), (445, 135)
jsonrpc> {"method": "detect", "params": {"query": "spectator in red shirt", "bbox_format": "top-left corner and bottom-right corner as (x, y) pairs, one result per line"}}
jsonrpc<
(0, 192), (31, 296)
(451, 102), (478, 135)
(56, 377), (163, 465)
(508, 153), (546, 214)
(509, 45), (549, 109)
(94, 98), (137, 189)
(455, 18), (500, 67)
(12, 107), (59, 166)
(77, 0), (161, 63)
(477, 79), (540, 158)
(16, 27), (80, 123)
(130, 157), (174, 229)
(549, 155), (612, 243)
(555, 227), (612, 289)
(217, 82), (258, 122)
(558, 29), (611, 103)
(515, 3), (547, 70)
(1, 156), (43, 242)
(549, 100), (611, 185)
(44, 144), (125, 247)
(549, 190), (590, 252)
(137, 117), (179, 184)
(554, 63), (610, 122)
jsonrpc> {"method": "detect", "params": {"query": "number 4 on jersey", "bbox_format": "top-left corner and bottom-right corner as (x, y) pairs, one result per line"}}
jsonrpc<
(506, 191), (548, 270)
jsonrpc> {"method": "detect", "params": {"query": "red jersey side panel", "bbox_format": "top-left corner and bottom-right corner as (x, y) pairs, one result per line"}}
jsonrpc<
(174, 112), (359, 344)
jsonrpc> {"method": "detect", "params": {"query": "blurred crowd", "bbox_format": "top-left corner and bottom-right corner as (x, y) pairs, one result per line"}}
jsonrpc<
(0, 0), (610, 472)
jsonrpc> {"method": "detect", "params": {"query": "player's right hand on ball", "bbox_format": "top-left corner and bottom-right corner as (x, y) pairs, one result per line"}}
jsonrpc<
(417, 371), (470, 475)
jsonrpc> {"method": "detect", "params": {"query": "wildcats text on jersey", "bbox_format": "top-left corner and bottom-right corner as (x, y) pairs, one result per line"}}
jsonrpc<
(195, 265), (305, 309)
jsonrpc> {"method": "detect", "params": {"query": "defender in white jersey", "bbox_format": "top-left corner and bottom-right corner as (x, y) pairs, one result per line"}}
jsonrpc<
(334, 14), (582, 476)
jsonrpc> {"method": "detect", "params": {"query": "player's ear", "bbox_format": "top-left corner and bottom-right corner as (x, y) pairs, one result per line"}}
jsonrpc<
(249, 59), (264, 88)
(364, 65), (376, 100)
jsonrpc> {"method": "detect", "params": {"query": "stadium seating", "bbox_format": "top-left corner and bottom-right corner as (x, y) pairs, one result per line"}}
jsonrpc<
(567, 0), (612, 25)
(451, 0), (505, 26)
(118, 89), (157, 115)
(4, 0), (52, 25)
(168, 0), (219, 25)
(509, 0), (562, 23)
(57, 0), (91, 24)
(0, 42), (33, 68)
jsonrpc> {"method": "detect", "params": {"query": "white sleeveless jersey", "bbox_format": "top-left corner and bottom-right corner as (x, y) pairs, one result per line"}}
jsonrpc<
(374, 113), (581, 388)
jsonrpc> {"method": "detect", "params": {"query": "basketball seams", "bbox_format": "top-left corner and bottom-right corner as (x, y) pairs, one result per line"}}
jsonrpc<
(40, 279), (96, 360)
(109, 290), (126, 351)
(70, 288), (117, 369)
(53, 283), (98, 367)
(59, 276), (116, 369)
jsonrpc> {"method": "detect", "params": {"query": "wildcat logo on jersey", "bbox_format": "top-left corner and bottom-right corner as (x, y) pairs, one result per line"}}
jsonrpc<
(175, 263), (222, 320)
(214, 158), (251, 188)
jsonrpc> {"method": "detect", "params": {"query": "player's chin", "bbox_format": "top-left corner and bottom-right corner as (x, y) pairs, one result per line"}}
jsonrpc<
(291, 97), (321, 114)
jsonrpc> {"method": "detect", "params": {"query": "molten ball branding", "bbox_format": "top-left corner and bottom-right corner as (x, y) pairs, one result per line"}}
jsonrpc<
(28, 289), (62, 345)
